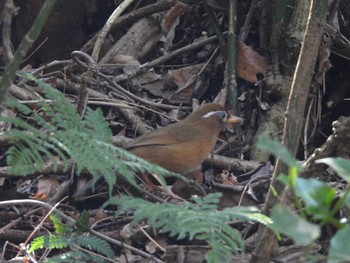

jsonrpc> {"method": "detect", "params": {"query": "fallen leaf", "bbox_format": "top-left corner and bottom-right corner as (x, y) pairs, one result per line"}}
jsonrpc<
(216, 170), (237, 186)
(34, 176), (60, 200)
(237, 41), (269, 83)
(163, 2), (191, 32)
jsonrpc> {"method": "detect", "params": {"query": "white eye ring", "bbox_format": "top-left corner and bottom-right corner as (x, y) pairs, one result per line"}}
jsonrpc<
(202, 111), (227, 120)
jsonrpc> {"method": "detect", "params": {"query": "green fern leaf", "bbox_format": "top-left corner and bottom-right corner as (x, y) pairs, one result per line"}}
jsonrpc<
(6, 97), (33, 114)
(106, 194), (272, 263)
(3, 74), (188, 196)
(29, 235), (70, 253)
(46, 235), (70, 249)
(77, 235), (115, 258)
(29, 236), (45, 252)
(83, 107), (112, 140)
(50, 214), (71, 235)
(75, 210), (90, 234)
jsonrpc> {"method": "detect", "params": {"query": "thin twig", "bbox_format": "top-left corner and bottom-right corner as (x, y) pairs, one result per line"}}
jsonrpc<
(92, 0), (135, 62)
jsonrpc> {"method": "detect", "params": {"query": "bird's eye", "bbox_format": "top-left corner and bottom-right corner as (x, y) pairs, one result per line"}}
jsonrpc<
(216, 111), (228, 120)
(202, 111), (227, 120)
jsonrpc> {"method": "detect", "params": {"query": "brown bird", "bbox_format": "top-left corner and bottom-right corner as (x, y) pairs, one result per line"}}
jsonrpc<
(126, 103), (242, 196)
(74, 103), (242, 200)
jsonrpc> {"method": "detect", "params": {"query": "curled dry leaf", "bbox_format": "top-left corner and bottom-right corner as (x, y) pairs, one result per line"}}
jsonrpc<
(163, 2), (191, 52)
(314, 33), (333, 85)
(145, 235), (167, 254)
(237, 41), (269, 84)
(167, 65), (203, 103)
(111, 54), (163, 96)
(163, 2), (191, 32)
(216, 170), (237, 186)
(34, 175), (60, 200)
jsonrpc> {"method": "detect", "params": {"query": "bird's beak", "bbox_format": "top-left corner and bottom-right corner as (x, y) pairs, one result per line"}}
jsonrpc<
(226, 115), (243, 123)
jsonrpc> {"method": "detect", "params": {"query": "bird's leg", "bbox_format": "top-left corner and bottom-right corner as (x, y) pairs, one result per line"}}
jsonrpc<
(142, 173), (184, 200)
(157, 185), (184, 200)
(142, 173), (159, 191)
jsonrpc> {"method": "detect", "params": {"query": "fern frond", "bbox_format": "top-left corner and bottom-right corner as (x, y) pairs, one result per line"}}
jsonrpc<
(50, 214), (72, 235)
(29, 236), (46, 252)
(77, 235), (115, 258)
(6, 97), (33, 114)
(30, 214), (114, 262)
(83, 107), (112, 140)
(106, 193), (272, 263)
(29, 235), (70, 253)
(1, 73), (177, 194)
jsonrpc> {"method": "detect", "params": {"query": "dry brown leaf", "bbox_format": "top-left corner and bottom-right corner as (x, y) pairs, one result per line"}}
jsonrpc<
(167, 64), (204, 103)
(34, 175), (60, 200)
(163, 2), (191, 32)
(314, 33), (333, 85)
(163, 2), (191, 52)
(237, 41), (269, 83)
(215, 170), (237, 186)
(168, 66), (197, 86)
(90, 210), (109, 225)
(145, 234), (167, 254)
(111, 54), (163, 96)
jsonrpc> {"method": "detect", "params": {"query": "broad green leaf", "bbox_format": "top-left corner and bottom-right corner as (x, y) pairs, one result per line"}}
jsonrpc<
(288, 166), (299, 187)
(343, 190), (350, 210)
(256, 138), (300, 169)
(271, 204), (320, 245)
(295, 178), (335, 220)
(328, 225), (350, 263)
(316, 157), (350, 182)
(277, 174), (289, 186)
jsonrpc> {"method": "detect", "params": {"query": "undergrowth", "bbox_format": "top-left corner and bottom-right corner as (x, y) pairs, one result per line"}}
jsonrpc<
(1, 74), (272, 262)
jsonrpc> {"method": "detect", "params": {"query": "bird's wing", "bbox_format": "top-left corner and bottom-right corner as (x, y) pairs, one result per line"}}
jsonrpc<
(127, 123), (198, 149)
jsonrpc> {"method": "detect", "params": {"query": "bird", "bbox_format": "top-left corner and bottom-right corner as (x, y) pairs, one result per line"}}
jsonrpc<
(73, 103), (242, 200)
(126, 103), (243, 197)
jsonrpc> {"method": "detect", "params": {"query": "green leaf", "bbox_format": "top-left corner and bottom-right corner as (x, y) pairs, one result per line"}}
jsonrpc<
(77, 235), (115, 258)
(328, 225), (350, 263)
(343, 190), (350, 210)
(277, 174), (289, 186)
(83, 107), (112, 140)
(106, 194), (272, 263)
(271, 204), (320, 245)
(75, 210), (90, 233)
(295, 178), (335, 220)
(223, 207), (273, 226)
(316, 157), (350, 183)
(45, 235), (70, 249)
(29, 236), (45, 252)
(256, 137), (301, 169)
(50, 214), (71, 234)
(2, 73), (179, 196)
(29, 235), (69, 253)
